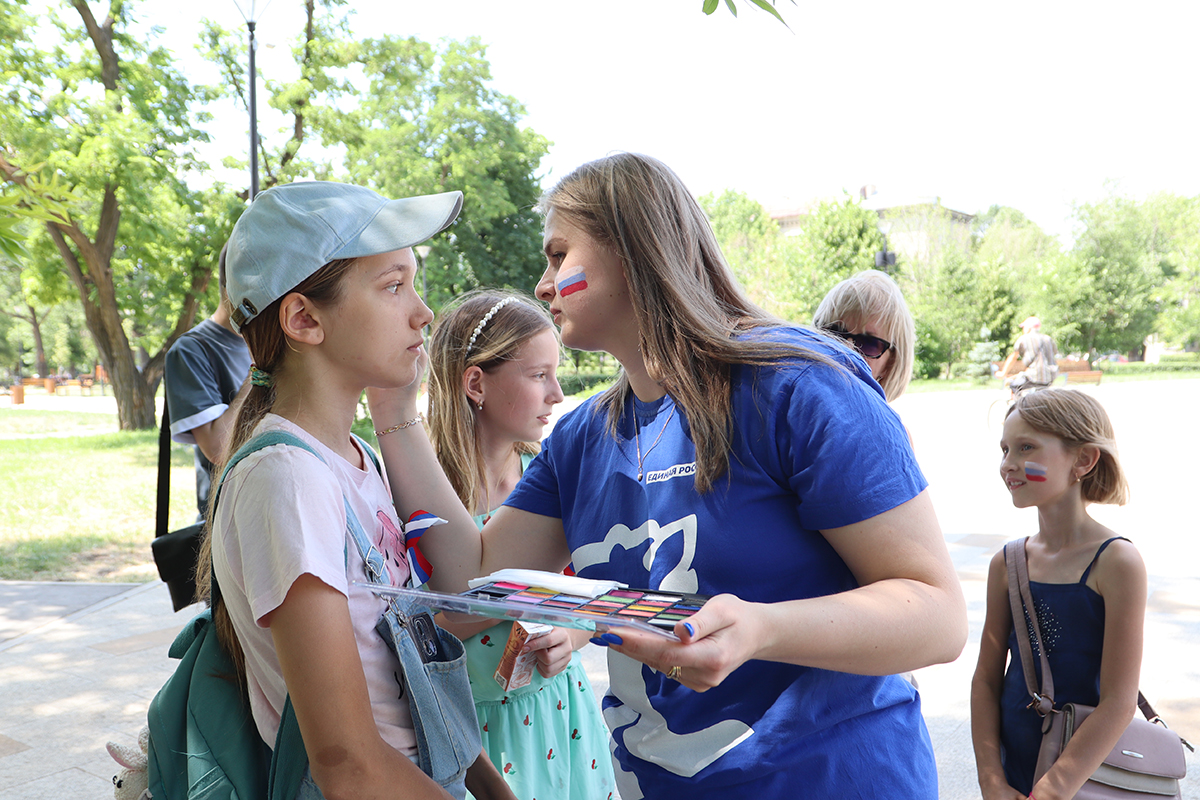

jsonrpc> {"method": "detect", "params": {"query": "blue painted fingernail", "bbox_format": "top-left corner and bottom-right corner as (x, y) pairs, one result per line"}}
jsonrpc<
(683, 622), (695, 637)
(600, 633), (624, 646)
(589, 637), (609, 647)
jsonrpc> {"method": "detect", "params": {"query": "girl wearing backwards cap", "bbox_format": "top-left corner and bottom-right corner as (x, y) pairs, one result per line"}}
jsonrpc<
(195, 181), (515, 800)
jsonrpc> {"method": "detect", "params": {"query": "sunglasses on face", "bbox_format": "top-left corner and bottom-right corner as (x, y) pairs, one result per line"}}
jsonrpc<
(822, 322), (893, 360)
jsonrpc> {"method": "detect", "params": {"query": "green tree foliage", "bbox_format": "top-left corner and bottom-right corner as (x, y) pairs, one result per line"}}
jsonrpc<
(701, 0), (796, 26)
(198, 0), (362, 193)
(200, 6), (548, 309)
(2, 0), (547, 427)
(344, 36), (550, 307)
(1141, 193), (1200, 350)
(971, 206), (1057, 345)
(890, 204), (978, 376)
(699, 191), (882, 323)
(802, 196), (885, 280)
(699, 190), (804, 320)
(1069, 195), (1165, 356)
(1, 0), (234, 428)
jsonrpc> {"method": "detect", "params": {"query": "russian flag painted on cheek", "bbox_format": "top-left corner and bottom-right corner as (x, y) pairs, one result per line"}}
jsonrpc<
(557, 271), (588, 297)
(1024, 461), (1048, 482)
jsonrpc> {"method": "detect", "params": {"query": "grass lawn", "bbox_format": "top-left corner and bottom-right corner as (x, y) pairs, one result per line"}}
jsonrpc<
(1, 369), (1195, 583)
(0, 397), (199, 582)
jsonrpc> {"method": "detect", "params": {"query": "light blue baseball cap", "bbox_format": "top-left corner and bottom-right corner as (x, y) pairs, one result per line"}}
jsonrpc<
(226, 181), (463, 331)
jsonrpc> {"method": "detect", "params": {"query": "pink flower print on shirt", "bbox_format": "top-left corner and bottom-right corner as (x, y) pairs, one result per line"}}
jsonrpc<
(375, 510), (406, 574)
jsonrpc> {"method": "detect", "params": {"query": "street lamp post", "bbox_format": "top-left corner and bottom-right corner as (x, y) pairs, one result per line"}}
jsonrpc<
(234, 1), (270, 199)
(248, 19), (258, 199)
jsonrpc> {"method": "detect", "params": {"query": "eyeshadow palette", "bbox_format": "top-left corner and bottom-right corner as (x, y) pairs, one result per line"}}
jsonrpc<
(356, 579), (710, 641)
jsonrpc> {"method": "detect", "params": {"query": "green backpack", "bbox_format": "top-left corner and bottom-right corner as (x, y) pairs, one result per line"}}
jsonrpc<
(147, 430), (352, 800)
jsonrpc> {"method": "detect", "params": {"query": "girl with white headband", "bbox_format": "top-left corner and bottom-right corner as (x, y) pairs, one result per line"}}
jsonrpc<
(425, 289), (614, 800)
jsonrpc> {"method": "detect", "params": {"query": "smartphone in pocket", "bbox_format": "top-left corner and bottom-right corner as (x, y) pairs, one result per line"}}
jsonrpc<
(409, 612), (446, 663)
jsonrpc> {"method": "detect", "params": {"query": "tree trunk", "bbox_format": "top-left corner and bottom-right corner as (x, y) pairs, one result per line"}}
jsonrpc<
(26, 303), (48, 377)
(42, 194), (157, 430)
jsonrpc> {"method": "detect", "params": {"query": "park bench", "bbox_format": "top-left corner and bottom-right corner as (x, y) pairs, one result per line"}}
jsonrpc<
(54, 377), (95, 396)
(1057, 359), (1102, 385)
(1064, 370), (1103, 385)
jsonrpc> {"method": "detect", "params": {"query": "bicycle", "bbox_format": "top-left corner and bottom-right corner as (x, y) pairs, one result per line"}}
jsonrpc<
(986, 373), (1053, 432)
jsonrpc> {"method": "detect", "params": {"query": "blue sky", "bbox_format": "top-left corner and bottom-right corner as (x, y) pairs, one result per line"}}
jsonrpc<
(135, 0), (1200, 242)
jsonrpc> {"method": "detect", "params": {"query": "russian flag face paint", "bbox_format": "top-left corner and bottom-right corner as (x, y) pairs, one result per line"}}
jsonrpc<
(557, 269), (588, 297)
(1024, 461), (1048, 482)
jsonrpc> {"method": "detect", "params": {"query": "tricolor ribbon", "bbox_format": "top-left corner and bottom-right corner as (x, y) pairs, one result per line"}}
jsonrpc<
(402, 510), (446, 587)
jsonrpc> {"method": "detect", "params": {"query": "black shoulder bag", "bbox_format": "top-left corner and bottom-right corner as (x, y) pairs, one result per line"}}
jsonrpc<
(152, 398), (206, 612)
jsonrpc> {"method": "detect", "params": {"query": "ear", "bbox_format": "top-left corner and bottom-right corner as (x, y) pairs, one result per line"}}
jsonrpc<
(278, 292), (324, 346)
(462, 365), (485, 406)
(1074, 444), (1101, 479)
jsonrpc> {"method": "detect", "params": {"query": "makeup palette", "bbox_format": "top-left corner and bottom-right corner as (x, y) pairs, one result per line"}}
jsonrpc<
(356, 574), (709, 640)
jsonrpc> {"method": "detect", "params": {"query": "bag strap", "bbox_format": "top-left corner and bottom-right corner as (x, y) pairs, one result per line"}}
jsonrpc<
(1005, 537), (1167, 727)
(155, 399), (172, 539)
(1005, 538), (1056, 716)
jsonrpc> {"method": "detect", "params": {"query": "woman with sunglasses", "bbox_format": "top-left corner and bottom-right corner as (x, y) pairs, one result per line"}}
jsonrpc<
(367, 153), (966, 800)
(813, 269), (916, 402)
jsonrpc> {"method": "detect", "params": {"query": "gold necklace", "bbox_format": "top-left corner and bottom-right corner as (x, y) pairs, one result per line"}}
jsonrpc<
(634, 403), (676, 482)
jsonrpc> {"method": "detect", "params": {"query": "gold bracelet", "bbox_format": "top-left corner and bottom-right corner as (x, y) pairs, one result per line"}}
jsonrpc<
(374, 414), (424, 437)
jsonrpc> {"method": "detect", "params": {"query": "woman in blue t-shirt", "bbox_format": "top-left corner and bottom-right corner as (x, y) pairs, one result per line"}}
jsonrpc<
(369, 153), (968, 799)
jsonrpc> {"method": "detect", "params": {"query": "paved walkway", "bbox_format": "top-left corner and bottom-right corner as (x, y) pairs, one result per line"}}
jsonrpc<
(2, 381), (1197, 799)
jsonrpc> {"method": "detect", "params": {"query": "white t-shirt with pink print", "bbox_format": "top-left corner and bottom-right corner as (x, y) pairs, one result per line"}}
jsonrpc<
(212, 414), (418, 756)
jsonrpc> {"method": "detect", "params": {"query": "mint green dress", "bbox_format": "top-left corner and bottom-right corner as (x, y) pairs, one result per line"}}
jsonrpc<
(465, 454), (615, 800)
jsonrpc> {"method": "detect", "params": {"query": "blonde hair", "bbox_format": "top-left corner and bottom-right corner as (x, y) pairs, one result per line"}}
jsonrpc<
(195, 257), (360, 680)
(813, 270), (915, 401)
(1007, 388), (1129, 505)
(538, 152), (834, 493)
(427, 289), (556, 513)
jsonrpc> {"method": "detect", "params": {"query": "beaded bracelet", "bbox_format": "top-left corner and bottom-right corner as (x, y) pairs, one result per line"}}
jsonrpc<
(374, 414), (424, 437)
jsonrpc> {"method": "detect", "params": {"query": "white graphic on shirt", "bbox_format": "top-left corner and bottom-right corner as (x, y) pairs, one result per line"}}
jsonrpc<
(576, 514), (754, 779)
(572, 514), (699, 592)
(604, 650), (754, 778)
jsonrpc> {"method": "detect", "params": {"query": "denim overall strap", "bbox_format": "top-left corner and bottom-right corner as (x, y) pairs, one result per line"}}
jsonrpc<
(343, 498), (478, 796)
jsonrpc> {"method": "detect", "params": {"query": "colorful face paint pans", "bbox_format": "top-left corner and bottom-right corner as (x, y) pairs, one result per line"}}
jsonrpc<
(355, 575), (710, 640)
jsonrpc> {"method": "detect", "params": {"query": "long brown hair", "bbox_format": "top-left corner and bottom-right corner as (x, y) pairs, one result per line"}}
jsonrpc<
(194, 257), (358, 680)
(427, 289), (555, 513)
(538, 152), (835, 493)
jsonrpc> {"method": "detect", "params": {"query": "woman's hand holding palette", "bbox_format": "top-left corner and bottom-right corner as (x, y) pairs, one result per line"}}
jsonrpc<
(356, 570), (709, 640)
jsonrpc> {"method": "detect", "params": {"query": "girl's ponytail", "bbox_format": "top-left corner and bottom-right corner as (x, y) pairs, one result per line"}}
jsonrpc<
(194, 257), (358, 681)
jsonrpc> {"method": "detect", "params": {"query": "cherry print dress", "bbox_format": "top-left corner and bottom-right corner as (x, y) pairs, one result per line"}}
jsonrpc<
(464, 456), (615, 800)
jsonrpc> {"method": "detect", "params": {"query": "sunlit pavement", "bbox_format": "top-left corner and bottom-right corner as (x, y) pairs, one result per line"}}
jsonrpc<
(1, 380), (1196, 799)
